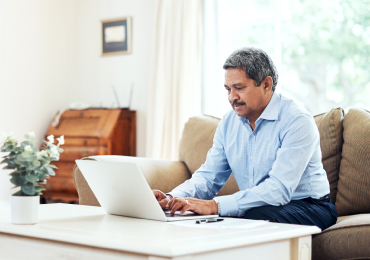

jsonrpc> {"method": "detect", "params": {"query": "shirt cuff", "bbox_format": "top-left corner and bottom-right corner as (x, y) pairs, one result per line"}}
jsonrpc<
(167, 190), (186, 198)
(216, 195), (239, 217)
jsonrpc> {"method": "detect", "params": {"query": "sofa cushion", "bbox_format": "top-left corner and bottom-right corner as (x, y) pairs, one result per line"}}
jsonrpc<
(314, 108), (345, 204)
(312, 213), (370, 260)
(335, 108), (370, 216)
(178, 116), (239, 196)
(179, 116), (220, 174)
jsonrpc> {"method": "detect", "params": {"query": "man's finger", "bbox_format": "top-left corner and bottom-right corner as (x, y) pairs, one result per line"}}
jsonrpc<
(170, 200), (185, 214)
(152, 190), (166, 201)
(167, 197), (178, 209)
(159, 199), (168, 209)
(170, 199), (188, 214)
(180, 200), (192, 214)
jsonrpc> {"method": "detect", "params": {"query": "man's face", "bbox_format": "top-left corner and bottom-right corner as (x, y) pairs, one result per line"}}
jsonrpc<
(224, 68), (272, 122)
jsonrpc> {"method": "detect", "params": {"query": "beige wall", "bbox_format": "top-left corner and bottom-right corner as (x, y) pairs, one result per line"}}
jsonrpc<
(72, 0), (155, 159)
(0, 0), (76, 203)
(0, 0), (155, 203)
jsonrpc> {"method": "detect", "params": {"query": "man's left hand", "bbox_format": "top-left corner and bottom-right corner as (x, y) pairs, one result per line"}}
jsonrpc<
(167, 197), (218, 215)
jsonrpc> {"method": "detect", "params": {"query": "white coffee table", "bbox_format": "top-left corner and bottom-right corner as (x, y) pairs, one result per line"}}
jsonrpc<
(0, 204), (320, 260)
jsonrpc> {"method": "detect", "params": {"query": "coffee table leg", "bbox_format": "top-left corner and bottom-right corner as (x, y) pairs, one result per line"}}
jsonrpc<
(290, 235), (312, 260)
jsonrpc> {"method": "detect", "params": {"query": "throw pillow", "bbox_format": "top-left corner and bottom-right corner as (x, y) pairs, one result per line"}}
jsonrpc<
(314, 108), (345, 204)
(336, 108), (370, 216)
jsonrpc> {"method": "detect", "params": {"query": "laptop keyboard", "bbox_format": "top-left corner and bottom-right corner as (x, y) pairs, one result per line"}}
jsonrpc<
(165, 213), (185, 217)
(164, 210), (198, 217)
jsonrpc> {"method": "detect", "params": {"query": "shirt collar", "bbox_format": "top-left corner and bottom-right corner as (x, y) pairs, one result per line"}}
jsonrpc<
(258, 91), (280, 121)
(237, 92), (280, 124)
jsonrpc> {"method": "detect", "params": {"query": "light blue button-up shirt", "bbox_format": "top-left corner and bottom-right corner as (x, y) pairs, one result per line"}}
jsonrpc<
(169, 92), (330, 217)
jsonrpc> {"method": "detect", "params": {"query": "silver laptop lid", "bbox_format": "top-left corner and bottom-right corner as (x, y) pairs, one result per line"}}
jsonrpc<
(76, 160), (167, 221)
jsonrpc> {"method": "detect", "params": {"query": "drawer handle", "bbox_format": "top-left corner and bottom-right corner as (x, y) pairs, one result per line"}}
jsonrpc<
(64, 181), (67, 188)
(81, 149), (88, 157)
(68, 164), (72, 170)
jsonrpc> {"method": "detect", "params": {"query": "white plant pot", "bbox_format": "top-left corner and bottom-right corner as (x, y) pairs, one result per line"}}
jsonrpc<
(10, 195), (39, 225)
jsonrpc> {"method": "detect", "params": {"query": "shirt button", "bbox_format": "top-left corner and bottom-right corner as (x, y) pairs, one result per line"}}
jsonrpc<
(250, 157), (253, 160)
(250, 180), (252, 182)
(228, 213), (231, 216)
(251, 134), (254, 137)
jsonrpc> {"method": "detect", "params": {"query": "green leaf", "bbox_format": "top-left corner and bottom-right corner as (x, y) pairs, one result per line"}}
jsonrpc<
(14, 147), (23, 153)
(21, 151), (31, 158)
(25, 173), (38, 183)
(16, 154), (28, 162)
(21, 141), (33, 148)
(21, 184), (36, 195)
(12, 190), (25, 196)
(35, 185), (46, 191)
(45, 166), (55, 176)
(6, 159), (17, 168)
(10, 175), (26, 186)
(48, 164), (58, 169)
(33, 160), (41, 167)
(5, 145), (15, 152)
(14, 158), (22, 165)
(29, 154), (37, 160)
(3, 165), (16, 170)
(8, 152), (17, 158)
(38, 173), (47, 180)
(8, 170), (21, 176)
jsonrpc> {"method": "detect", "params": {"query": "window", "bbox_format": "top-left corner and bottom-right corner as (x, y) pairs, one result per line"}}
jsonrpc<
(203, 0), (370, 117)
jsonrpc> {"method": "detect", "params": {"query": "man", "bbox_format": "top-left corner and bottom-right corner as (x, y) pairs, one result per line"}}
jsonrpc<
(153, 47), (337, 230)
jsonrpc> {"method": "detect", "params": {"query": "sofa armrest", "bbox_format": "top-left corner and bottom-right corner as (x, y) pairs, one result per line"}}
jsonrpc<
(73, 155), (192, 206)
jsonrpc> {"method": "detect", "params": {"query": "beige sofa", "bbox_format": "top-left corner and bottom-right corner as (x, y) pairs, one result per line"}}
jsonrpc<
(74, 108), (370, 260)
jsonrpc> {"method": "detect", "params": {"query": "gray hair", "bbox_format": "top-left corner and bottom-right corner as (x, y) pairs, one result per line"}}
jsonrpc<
(223, 47), (278, 92)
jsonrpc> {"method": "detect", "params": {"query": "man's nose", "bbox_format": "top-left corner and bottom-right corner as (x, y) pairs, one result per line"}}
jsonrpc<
(229, 88), (238, 102)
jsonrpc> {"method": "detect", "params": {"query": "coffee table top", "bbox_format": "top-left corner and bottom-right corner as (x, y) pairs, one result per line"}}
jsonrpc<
(0, 204), (320, 258)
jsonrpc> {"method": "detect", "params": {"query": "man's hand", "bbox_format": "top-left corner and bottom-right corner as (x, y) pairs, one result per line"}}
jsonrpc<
(167, 197), (218, 215)
(152, 189), (171, 209)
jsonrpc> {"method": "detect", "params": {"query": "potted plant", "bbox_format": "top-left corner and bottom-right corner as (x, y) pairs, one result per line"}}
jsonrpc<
(0, 132), (64, 224)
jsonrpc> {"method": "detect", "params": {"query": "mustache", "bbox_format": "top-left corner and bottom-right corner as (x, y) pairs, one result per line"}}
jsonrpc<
(231, 100), (246, 106)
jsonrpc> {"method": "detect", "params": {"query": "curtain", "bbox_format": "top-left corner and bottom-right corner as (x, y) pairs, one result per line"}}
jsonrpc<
(146, 0), (203, 160)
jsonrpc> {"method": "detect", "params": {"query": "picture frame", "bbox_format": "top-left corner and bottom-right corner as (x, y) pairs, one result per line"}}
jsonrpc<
(101, 17), (132, 56)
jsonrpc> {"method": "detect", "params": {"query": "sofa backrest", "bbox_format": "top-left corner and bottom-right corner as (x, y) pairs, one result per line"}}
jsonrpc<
(335, 108), (370, 216)
(313, 108), (345, 204)
(178, 115), (239, 196)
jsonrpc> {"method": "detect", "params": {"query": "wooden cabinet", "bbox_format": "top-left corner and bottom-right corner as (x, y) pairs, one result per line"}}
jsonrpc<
(41, 109), (136, 203)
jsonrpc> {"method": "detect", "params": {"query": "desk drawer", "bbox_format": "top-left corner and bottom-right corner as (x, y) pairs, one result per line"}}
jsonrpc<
(59, 146), (104, 161)
(52, 162), (75, 177)
(63, 137), (99, 146)
(44, 177), (77, 193)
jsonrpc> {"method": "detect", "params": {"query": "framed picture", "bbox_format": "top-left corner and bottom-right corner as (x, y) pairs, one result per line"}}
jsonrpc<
(101, 17), (132, 56)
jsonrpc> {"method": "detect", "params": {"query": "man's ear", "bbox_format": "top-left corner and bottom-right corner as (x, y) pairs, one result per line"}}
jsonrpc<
(263, 76), (273, 93)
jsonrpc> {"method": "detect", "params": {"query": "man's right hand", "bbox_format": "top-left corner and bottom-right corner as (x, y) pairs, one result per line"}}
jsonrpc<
(152, 189), (172, 209)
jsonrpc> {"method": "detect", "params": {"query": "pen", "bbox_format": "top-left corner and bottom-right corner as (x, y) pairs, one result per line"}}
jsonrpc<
(196, 218), (224, 224)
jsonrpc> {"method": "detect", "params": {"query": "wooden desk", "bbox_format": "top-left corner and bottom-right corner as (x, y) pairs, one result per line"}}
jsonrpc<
(42, 109), (136, 203)
(0, 204), (320, 260)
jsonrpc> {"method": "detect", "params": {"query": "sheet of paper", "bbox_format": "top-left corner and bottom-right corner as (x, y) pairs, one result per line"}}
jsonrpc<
(167, 218), (269, 229)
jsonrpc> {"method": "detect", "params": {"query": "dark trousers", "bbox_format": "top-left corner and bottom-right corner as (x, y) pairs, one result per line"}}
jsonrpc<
(244, 195), (337, 230)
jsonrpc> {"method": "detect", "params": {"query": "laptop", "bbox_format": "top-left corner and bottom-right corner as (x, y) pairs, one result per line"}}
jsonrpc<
(75, 160), (219, 222)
